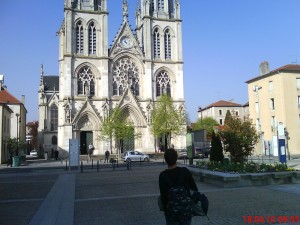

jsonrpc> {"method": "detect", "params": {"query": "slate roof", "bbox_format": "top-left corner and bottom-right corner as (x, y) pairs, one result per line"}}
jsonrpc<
(0, 89), (21, 104)
(44, 76), (59, 92)
(246, 64), (300, 83)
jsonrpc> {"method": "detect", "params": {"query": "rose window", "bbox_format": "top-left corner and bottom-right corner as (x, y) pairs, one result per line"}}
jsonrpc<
(112, 58), (140, 96)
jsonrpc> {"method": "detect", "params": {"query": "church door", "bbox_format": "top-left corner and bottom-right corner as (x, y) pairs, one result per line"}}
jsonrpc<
(121, 127), (134, 153)
(80, 131), (93, 154)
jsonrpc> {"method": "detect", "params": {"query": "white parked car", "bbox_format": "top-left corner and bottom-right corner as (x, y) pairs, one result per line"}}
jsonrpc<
(30, 150), (38, 157)
(122, 151), (150, 162)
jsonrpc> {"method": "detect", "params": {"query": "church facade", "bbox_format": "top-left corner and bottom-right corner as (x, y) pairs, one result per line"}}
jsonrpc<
(38, 0), (186, 157)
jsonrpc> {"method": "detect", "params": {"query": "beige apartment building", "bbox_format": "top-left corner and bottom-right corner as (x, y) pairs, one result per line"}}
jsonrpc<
(246, 63), (300, 157)
(198, 100), (249, 125)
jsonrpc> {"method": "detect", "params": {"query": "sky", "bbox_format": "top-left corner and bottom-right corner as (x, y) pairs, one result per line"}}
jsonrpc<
(1, 0), (300, 122)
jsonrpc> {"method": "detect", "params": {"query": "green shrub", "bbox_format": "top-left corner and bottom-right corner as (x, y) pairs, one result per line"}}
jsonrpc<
(196, 160), (295, 173)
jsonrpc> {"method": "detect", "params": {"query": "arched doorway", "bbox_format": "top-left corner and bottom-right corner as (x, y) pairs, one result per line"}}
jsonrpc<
(120, 127), (134, 153)
(80, 131), (93, 155)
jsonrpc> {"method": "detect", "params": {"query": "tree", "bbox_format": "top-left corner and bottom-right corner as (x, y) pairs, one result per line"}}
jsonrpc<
(100, 107), (139, 156)
(151, 94), (185, 149)
(6, 137), (25, 156)
(193, 117), (219, 136)
(209, 131), (224, 162)
(220, 113), (259, 163)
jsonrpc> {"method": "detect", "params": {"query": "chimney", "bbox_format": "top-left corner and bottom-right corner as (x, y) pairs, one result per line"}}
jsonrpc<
(21, 95), (25, 104)
(259, 61), (269, 75)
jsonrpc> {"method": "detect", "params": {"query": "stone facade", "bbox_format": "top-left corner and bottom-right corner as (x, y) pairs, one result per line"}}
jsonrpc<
(38, 0), (186, 157)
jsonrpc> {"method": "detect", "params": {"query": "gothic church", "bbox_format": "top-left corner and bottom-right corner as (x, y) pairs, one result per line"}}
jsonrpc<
(38, 0), (185, 157)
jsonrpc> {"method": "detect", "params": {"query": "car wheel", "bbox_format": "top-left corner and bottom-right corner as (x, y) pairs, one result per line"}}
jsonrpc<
(144, 157), (149, 162)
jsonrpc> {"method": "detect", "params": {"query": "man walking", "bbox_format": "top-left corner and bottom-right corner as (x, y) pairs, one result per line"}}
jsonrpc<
(159, 148), (198, 225)
(104, 149), (110, 163)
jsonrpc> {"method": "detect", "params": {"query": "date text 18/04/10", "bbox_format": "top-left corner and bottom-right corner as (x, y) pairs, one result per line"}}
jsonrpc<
(243, 215), (299, 224)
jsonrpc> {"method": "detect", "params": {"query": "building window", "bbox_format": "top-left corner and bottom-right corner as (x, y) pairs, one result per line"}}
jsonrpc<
(77, 67), (95, 96)
(256, 118), (260, 131)
(219, 119), (223, 125)
(269, 81), (273, 91)
(298, 96), (300, 108)
(235, 111), (239, 116)
(219, 110), (222, 115)
(52, 136), (57, 145)
(271, 116), (276, 131)
(297, 78), (300, 89)
(164, 29), (171, 59)
(112, 57), (140, 96)
(88, 22), (96, 55)
(270, 98), (275, 110)
(50, 105), (58, 131)
(76, 21), (84, 54)
(156, 70), (171, 97)
(153, 28), (160, 59)
(158, 0), (164, 10)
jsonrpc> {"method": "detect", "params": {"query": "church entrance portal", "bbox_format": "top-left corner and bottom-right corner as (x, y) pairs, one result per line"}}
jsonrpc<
(80, 131), (93, 155)
(120, 127), (134, 153)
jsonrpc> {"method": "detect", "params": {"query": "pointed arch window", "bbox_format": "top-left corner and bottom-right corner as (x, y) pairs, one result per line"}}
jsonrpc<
(164, 29), (171, 59)
(76, 21), (84, 54)
(156, 70), (171, 97)
(50, 105), (58, 131)
(112, 57), (140, 96)
(88, 22), (97, 55)
(153, 28), (160, 59)
(77, 67), (95, 96)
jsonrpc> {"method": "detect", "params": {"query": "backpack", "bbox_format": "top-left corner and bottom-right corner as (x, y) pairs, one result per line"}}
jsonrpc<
(165, 170), (193, 222)
(166, 186), (192, 222)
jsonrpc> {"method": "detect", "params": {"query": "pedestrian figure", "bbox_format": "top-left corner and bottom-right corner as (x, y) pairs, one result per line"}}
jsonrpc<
(159, 148), (198, 225)
(55, 150), (59, 160)
(104, 149), (110, 163)
(7, 153), (13, 167)
(88, 143), (94, 161)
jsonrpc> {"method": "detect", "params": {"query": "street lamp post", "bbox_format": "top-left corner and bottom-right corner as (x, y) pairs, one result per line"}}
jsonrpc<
(15, 113), (20, 156)
(198, 107), (203, 128)
(253, 85), (264, 155)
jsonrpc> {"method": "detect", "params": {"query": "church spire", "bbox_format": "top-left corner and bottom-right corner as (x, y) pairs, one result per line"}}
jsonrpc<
(123, 0), (129, 22)
(40, 64), (44, 86)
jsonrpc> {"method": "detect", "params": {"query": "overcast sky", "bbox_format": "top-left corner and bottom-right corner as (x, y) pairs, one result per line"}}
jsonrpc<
(1, 0), (300, 122)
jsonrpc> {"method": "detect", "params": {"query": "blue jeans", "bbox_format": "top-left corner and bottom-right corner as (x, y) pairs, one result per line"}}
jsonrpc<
(165, 216), (192, 225)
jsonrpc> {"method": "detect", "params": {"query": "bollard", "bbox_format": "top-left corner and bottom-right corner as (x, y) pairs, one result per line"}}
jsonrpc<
(92, 159), (94, 169)
(127, 161), (129, 170)
(116, 158), (118, 168)
(112, 161), (115, 171)
(65, 160), (68, 170)
(81, 161), (83, 173)
(97, 161), (99, 172)
(130, 160), (132, 170)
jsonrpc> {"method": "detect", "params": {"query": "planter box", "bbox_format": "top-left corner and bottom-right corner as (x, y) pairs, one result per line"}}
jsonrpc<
(188, 167), (300, 188)
(12, 156), (20, 167)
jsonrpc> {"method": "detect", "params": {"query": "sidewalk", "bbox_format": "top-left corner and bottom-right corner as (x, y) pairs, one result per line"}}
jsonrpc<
(0, 158), (300, 225)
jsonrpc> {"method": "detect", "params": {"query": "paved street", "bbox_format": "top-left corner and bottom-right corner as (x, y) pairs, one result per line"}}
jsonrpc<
(0, 159), (300, 225)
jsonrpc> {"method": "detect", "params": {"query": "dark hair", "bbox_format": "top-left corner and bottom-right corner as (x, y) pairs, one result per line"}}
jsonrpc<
(164, 148), (178, 166)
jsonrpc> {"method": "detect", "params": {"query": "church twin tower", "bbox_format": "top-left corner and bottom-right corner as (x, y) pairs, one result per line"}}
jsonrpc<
(38, 0), (185, 156)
